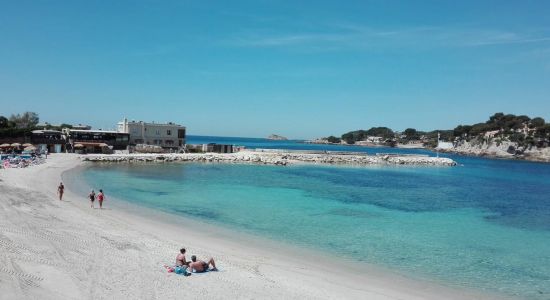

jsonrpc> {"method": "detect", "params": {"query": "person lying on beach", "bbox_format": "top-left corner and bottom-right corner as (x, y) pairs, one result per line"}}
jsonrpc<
(89, 190), (95, 208)
(57, 182), (64, 201)
(188, 255), (218, 273)
(176, 248), (189, 267)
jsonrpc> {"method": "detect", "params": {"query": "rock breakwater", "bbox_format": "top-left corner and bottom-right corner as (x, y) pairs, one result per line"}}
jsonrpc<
(81, 151), (457, 167)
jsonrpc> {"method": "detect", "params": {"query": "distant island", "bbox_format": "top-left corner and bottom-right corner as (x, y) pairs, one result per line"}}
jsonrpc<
(267, 134), (288, 140)
(308, 113), (550, 162)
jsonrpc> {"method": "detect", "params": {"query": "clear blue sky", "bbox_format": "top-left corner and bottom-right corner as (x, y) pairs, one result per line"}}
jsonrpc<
(1, 1), (550, 139)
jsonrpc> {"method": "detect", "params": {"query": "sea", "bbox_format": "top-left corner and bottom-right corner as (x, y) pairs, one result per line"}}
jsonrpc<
(77, 135), (550, 299)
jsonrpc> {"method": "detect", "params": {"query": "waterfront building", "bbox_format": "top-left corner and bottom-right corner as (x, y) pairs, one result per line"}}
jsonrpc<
(31, 130), (66, 153)
(63, 129), (129, 153)
(117, 119), (186, 149)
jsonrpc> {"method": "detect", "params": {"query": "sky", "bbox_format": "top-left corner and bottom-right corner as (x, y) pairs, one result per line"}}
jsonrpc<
(1, 1), (550, 139)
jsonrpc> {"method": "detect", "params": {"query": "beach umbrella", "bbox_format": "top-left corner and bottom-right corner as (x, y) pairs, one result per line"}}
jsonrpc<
(99, 143), (108, 147)
(24, 146), (37, 151)
(74, 144), (84, 148)
(0, 143), (10, 148)
(11, 143), (21, 147)
(22, 143), (33, 147)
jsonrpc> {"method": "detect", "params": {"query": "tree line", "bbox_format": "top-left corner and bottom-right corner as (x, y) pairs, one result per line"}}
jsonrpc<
(0, 112), (40, 138)
(0, 112), (74, 138)
(322, 113), (550, 147)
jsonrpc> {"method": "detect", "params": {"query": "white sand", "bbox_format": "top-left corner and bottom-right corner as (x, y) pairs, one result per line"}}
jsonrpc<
(0, 154), (504, 300)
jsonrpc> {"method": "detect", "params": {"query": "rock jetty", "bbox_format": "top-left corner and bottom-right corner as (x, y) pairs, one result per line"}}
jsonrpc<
(81, 151), (457, 167)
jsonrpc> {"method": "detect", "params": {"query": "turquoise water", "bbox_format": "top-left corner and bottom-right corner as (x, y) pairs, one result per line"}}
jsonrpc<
(79, 137), (550, 299)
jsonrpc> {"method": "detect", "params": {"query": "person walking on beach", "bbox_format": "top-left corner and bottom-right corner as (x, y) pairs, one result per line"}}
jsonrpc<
(57, 182), (64, 201)
(89, 190), (96, 208)
(188, 255), (218, 273)
(97, 189), (105, 209)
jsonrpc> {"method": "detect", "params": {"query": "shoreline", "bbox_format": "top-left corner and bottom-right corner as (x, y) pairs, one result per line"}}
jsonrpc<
(302, 139), (550, 163)
(436, 148), (550, 163)
(0, 154), (505, 299)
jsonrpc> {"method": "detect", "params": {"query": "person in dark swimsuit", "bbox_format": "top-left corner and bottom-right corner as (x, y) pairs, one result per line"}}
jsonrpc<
(188, 255), (218, 273)
(57, 182), (64, 201)
(89, 190), (96, 208)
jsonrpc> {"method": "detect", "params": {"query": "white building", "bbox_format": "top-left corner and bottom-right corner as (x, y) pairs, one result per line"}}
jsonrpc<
(117, 119), (186, 149)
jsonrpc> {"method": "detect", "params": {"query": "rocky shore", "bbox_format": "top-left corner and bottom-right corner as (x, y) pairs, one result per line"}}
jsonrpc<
(81, 151), (457, 166)
(438, 141), (550, 163)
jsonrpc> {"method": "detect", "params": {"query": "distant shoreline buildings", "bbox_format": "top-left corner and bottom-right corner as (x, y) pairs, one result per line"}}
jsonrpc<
(117, 118), (186, 149)
(2, 118), (188, 154)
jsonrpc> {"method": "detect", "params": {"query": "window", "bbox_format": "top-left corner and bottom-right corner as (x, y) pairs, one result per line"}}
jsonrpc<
(155, 130), (160, 135)
(167, 130), (171, 136)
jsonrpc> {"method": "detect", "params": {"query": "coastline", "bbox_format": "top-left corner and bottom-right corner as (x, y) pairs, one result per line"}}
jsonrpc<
(302, 139), (550, 163)
(436, 147), (550, 163)
(0, 154), (506, 299)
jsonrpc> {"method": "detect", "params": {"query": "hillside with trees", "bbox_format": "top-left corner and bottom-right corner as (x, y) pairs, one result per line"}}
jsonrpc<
(314, 113), (550, 161)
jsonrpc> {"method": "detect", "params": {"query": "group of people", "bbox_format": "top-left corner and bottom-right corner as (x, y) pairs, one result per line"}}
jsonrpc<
(88, 189), (106, 209)
(172, 247), (218, 275)
(57, 182), (106, 209)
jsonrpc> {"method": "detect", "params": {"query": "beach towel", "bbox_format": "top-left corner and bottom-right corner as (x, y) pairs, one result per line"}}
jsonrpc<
(164, 265), (190, 276)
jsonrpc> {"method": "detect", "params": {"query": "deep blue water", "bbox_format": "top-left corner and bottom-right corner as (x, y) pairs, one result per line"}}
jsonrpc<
(81, 136), (550, 299)
(187, 134), (436, 155)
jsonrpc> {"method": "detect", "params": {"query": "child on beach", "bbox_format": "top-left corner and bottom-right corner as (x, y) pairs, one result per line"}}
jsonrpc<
(89, 190), (95, 208)
(57, 182), (64, 201)
(97, 189), (105, 209)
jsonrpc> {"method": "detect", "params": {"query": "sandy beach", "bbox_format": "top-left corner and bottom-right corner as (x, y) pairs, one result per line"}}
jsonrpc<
(0, 154), (503, 300)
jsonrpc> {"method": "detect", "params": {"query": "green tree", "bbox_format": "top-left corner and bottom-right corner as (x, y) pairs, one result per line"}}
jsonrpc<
(530, 117), (545, 128)
(403, 128), (419, 140)
(535, 124), (550, 139)
(9, 112), (39, 128)
(365, 127), (394, 139)
(341, 132), (356, 144)
(453, 125), (472, 138)
(0, 116), (8, 128)
(326, 136), (341, 143)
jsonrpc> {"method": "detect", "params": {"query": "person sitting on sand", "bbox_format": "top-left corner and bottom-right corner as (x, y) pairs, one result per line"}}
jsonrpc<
(188, 255), (218, 273)
(57, 182), (64, 201)
(97, 189), (105, 209)
(89, 190), (95, 208)
(176, 248), (189, 267)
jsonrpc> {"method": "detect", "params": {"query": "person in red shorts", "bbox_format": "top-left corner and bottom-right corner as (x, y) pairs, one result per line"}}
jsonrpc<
(97, 189), (105, 209)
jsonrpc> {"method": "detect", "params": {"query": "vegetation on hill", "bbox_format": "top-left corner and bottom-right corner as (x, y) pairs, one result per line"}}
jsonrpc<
(320, 113), (549, 148)
(341, 127), (395, 144)
(451, 113), (549, 147)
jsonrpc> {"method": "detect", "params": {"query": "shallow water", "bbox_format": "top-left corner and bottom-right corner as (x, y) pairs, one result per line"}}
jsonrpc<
(80, 137), (550, 299)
